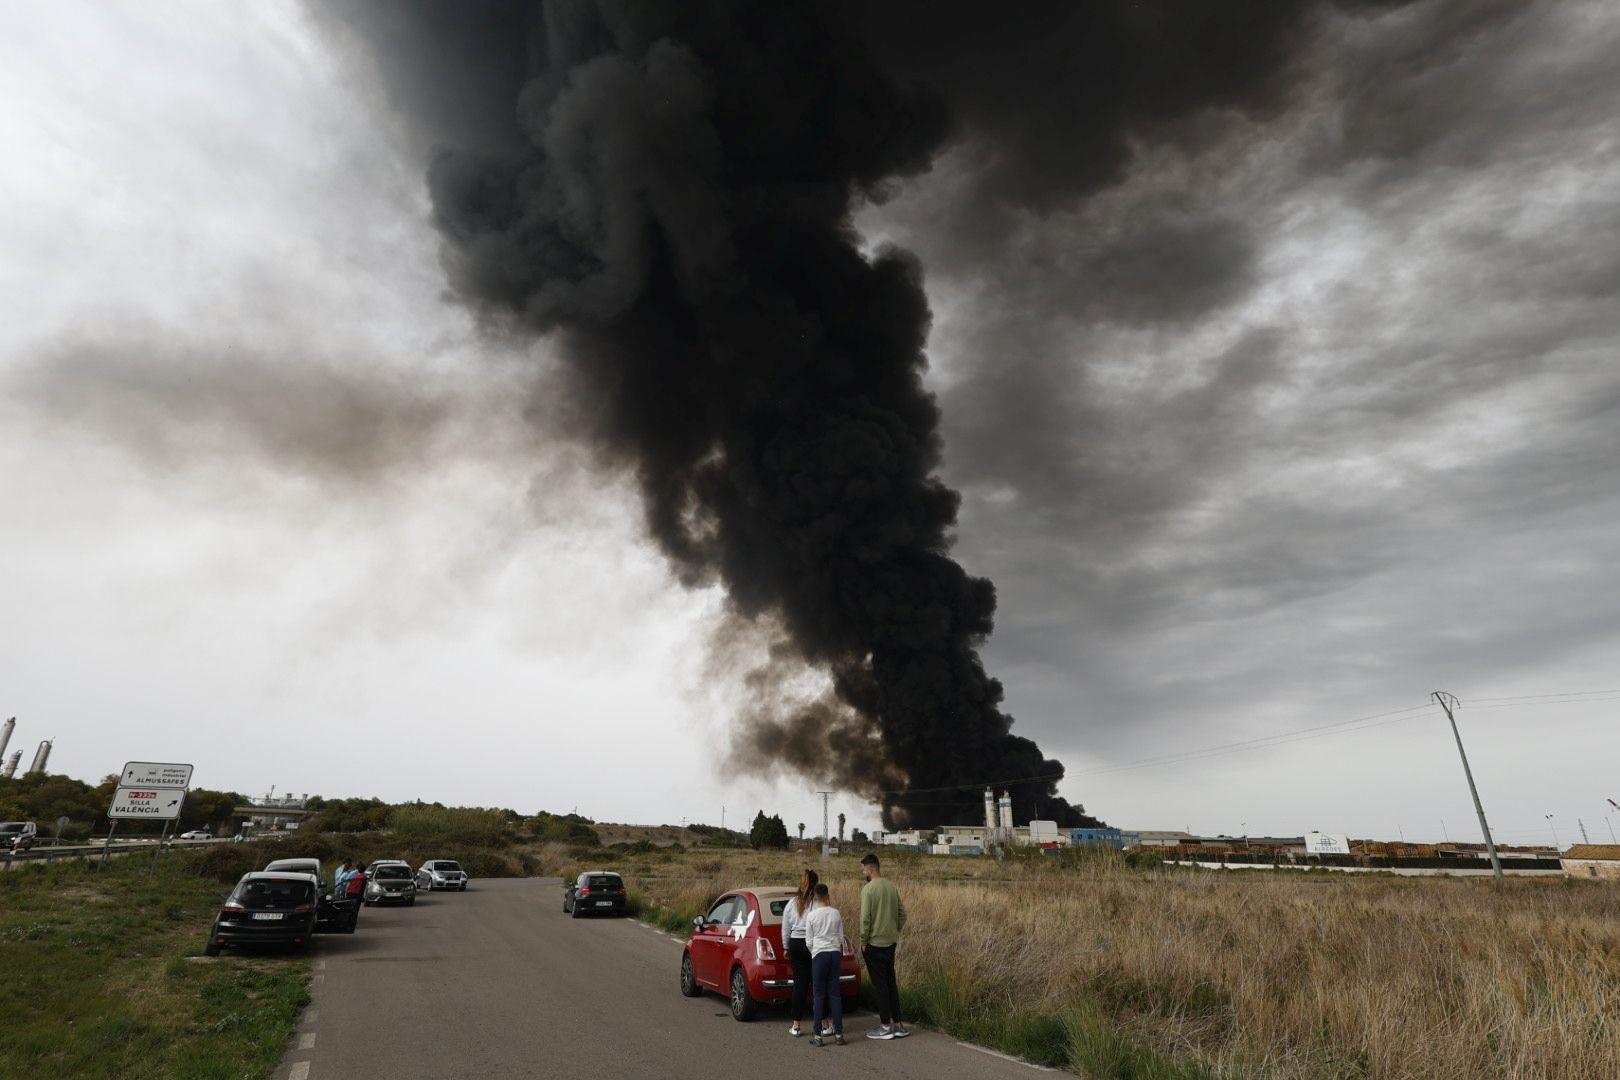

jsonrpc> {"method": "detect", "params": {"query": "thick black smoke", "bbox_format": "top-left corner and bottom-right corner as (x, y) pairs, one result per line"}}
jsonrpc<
(323, 1), (1340, 827)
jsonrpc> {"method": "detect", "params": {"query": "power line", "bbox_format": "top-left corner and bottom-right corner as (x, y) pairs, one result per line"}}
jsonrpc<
(871, 688), (1609, 803)
(1465, 688), (1620, 704)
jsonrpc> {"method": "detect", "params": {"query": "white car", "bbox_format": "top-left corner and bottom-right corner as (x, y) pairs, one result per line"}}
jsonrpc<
(416, 860), (469, 891)
(179, 830), (213, 840)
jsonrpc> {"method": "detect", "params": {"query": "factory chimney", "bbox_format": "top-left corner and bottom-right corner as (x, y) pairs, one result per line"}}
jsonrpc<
(983, 788), (996, 833)
(998, 791), (1014, 833)
(0, 717), (14, 763)
(2, 750), (19, 779)
(28, 739), (52, 775)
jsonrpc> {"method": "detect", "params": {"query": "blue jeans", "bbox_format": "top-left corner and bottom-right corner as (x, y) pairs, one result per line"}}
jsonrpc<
(811, 950), (843, 1034)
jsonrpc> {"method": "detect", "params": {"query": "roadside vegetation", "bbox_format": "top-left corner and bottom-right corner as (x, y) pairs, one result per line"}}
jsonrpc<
(543, 843), (1620, 1079)
(0, 853), (308, 1079)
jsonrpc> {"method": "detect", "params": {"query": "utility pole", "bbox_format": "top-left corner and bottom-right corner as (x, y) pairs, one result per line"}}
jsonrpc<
(1441, 818), (1450, 843)
(1578, 819), (1590, 844)
(1433, 691), (1503, 879)
(1545, 814), (1561, 849)
(720, 806), (725, 832)
(817, 791), (831, 859)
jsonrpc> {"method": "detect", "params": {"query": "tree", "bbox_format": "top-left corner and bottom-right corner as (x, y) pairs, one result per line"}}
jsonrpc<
(837, 812), (846, 842)
(797, 822), (805, 840)
(750, 810), (789, 850)
(851, 828), (870, 845)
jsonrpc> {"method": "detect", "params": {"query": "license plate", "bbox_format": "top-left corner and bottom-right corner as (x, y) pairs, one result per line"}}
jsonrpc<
(252, 912), (283, 921)
(595, 901), (612, 907)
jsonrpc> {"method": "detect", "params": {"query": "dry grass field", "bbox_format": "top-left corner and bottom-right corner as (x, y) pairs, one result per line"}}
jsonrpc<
(540, 844), (1620, 1079)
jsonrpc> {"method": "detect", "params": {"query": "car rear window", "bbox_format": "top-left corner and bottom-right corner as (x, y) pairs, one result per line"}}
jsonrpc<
(585, 875), (622, 889)
(435, 861), (462, 872)
(768, 900), (788, 918)
(234, 880), (313, 908)
(375, 866), (411, 879)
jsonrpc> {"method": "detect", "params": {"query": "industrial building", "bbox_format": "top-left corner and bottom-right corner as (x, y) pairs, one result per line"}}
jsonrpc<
(1559, 845), (1620, 879)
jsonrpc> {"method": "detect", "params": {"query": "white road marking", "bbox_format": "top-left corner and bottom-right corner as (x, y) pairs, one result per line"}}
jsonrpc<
(955, 1042), (1055, 1071)
(288, 1062), (311, 1080)
(312, 974), (325, 986)
(304, 1009), (318, 1024)
(299, 1033), (316, 1050)
(314, 960), (327, 971)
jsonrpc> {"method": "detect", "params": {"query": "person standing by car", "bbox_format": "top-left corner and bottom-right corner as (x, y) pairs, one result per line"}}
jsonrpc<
(859, 852), (909, 1040)
(803, 882), (846, 1047)
(780, 868), (818, 1037)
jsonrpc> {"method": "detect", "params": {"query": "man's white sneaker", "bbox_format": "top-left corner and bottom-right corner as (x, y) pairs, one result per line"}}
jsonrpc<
(790, 1025), (802, 1037)
(891, 1027), (911, 1038)
(867, 1026), (895, 1040)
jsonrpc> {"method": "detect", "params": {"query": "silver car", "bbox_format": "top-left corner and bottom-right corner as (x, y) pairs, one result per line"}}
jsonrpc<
(416, 859), (468, 891)
(365, 863), (417, 906)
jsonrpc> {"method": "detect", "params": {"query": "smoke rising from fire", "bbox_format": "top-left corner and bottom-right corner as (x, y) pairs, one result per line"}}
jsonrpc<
(321, 1), (1359, 826)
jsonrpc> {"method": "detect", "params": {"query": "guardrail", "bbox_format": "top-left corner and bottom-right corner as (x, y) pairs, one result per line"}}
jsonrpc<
(1, 834), (279, 871)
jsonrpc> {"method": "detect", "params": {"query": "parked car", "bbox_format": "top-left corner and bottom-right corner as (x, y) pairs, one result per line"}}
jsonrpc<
(563, 870), (627, 917)
(205, 872), (319, 955)
(416, 860), (468, 891)
(0, 821), (38, 851)
(365, 863), (417, 906)
(264, 857), (356, 933)
(179, 829), (213, 840)
(679, 887), (860, 1021)
(365, 858), (409, 875)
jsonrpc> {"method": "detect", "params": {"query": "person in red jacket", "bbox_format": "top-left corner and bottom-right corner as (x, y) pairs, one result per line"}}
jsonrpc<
(341, 859), (365, 931)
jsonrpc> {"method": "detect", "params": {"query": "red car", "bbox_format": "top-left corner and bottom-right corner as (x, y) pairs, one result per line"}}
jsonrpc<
(679, 887), (861, 1021)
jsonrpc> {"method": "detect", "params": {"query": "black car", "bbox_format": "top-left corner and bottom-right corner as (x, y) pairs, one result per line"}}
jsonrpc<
(563, 870), (627, 917)
(205, 872), (321, 954)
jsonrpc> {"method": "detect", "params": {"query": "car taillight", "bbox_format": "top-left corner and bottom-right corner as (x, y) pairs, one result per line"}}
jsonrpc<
(222, 902), (245, 912)
(292, 905), (313, 914)
(841, 935), (854, 957)
(579, 887), (591, 897)
(756, 938), (777, 962)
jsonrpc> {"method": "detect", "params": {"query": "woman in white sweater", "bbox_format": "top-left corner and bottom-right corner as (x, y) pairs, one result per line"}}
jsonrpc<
(802, 882), (846, 1046)
(779, 868), (818, 1037)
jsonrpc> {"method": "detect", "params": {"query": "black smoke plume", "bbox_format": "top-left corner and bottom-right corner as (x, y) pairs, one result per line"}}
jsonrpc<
(323, 1), (1338, 826)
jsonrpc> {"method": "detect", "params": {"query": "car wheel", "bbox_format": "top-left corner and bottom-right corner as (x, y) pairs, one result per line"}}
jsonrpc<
(407, 897), (415, 906)
(570, 902), (583, 918)
(679, 952), (703, 998)
(203, 940), (221, 957)
(729, 967), (759, 1021)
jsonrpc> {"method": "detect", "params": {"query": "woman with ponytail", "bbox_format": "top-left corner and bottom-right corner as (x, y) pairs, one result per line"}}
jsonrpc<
(780, 867), (818, 1036)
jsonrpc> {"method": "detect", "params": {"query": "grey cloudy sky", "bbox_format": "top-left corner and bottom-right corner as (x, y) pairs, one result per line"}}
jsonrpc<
(2, 1), (1616, 845)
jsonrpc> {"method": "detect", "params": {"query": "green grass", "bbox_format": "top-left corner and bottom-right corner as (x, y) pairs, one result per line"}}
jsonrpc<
(0, 855), (310, 1079)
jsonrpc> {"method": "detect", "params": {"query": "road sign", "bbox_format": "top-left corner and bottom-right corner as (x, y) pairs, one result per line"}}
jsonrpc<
(120, 761), (194, 789)
(109, 786), (187, 820)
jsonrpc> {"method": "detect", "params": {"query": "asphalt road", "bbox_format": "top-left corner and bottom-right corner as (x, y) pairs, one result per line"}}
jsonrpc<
(272, 876), (1052, 1080)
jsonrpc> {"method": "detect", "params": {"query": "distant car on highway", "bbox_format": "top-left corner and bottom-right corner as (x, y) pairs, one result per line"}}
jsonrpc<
(179, 829), (213, 840)
(416, 860), (468, 891)
(205, 872), (319, 955)
(563, 871), (626, 917)
(1, 821), (37, 851)
(680, 887), (860, 1022)
(365, 863), (417, 906)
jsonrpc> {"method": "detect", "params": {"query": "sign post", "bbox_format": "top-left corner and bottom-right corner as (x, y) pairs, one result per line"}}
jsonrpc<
(106, 761), (193, 873)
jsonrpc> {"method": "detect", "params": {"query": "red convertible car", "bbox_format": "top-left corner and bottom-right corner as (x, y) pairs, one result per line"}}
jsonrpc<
(679, 886), (861, 1021)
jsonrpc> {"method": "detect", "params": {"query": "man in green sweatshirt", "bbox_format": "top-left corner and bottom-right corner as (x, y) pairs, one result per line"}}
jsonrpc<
(859, 852), (909, 1039)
